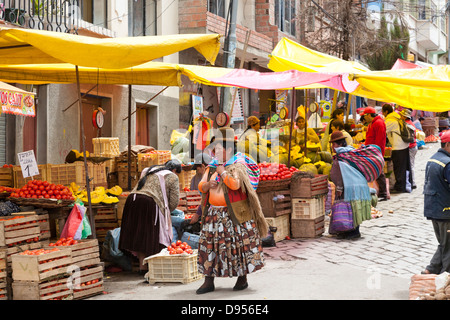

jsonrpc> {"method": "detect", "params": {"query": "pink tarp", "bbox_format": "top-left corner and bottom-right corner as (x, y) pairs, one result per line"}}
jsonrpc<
(391, 59), (422, 70)
(207, 69), (360, 92)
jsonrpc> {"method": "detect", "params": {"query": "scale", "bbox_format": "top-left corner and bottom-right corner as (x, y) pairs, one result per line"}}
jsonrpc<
(92, 109), (104, 129)
(215, 112), (230, 127)
(279, 106), (289, 120)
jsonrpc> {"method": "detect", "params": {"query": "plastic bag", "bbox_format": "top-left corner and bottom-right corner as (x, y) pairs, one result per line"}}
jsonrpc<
(81, 210), (92, 239)
(61, 204), (84, 240)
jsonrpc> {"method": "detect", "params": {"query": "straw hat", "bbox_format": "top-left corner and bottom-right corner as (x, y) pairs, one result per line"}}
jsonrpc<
(247, 116), (260, 127)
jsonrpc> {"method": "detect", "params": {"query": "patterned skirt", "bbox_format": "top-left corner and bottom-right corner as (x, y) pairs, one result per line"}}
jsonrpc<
(197, 205), (264, 278)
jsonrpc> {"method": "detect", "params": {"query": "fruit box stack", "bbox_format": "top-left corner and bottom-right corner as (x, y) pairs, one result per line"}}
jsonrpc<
(289, 173), (328, 238)
(186, 191), (202, 214)
(0, 251), (6, 300)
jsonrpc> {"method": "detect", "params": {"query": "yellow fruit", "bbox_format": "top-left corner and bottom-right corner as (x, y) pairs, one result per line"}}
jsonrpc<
(107, 185), (123, 197)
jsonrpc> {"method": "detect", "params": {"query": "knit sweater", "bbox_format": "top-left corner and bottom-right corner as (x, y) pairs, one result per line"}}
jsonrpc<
(131, 171), (180, 213)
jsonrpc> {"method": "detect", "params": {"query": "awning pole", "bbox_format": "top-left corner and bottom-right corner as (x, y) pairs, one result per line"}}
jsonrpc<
(76, 65), (95, 239)
(128, 85), (132, 191)
(287, 87), (296, 167)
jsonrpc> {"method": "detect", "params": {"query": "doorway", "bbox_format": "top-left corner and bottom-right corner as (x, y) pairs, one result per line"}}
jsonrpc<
(136, 104), (158, 148)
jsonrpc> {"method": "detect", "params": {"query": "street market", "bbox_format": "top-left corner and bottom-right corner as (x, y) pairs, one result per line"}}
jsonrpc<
(0, 2), (449, 305)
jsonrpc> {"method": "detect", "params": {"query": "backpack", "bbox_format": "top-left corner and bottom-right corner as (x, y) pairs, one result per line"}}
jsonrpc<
(396, 118), (415, 143)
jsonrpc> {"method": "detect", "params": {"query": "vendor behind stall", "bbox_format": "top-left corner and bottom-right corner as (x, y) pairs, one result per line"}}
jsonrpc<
(292, 115), (320, 150)
(238, 116), (271, 162)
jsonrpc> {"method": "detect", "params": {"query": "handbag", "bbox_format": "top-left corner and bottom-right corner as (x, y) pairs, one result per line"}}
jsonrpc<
(329, 200), (354, 234)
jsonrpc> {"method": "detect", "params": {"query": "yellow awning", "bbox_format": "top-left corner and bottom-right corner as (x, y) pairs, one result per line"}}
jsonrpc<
(268, 37), (370, 74)
(0, 28), (221, 68)
(350, 66), (450, 112)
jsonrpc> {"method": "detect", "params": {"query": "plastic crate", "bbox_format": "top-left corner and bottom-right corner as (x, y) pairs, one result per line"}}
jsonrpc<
(92, 137), (120, 157)
(144, 251), (203, 284)
(265, 214), (290, 242)
(138, 151), (171, 172)
(291, 196), (325, 220)
(47, 162), (106, 187)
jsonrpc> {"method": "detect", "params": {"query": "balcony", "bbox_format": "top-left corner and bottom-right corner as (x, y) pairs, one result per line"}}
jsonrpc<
(416, 20), (440, 50)
(0, 0), (115, 37)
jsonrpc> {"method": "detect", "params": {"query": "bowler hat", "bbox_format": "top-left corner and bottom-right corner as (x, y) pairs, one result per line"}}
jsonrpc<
(329, 131), (346, 143)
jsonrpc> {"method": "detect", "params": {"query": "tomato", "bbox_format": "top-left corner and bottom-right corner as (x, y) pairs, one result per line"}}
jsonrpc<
(176, 240), (182, 246)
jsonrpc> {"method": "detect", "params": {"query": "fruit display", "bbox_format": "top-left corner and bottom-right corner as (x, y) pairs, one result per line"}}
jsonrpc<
(70, 183), (121, 205)
(424, 135), (439, 143)
(9, 180), (75, 201)
(1, 164), (13, 168)
(258, 163), (298, 181)
(19, 248), (60, 256)
(0, 201), (21, 216)
(167, 240), (194, 255)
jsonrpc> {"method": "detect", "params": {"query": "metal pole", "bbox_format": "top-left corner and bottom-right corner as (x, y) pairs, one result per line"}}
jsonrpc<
(76, 65), (94, 239)
(222, 0), (238, 115)
(287, 88), (296, 167)
(128, 85), (132, 191)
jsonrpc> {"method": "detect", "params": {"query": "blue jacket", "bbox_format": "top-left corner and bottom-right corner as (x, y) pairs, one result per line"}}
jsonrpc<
(423, 148), (450, 220)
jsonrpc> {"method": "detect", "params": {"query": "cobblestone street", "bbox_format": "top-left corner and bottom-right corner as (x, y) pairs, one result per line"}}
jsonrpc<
(92, 142), (441, 301)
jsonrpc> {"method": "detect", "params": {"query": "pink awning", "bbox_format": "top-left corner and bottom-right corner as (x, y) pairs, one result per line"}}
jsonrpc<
(207, 69), (359, 91)
(391, 59), (422, 70)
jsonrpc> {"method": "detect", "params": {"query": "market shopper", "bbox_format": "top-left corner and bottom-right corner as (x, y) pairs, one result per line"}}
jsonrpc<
(400, 108), (418, 189)
(329, 131), (372, 239)
(119, 160), (181, 274)
(422, 131), (450, 275)
(382, 104), (411, 193)
(321, 108), (345, 151)
(196, 127), (268, 294)
(190, 152), (212, 191)
(330, 119), (353, 149)
(361, 107), (388, 201)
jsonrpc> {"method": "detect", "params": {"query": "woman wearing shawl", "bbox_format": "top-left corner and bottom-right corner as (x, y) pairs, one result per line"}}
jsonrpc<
(119, 160), (181, 274)
(329, 131), (372, 240)
(196, 127), (268, 294)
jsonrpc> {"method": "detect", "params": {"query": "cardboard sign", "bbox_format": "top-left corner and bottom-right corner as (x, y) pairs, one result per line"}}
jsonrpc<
(17, 150), (39, 178)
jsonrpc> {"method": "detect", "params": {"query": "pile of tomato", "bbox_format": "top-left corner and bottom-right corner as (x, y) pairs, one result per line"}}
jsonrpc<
(49, 237), (79, 247)
(258, 163), (298, 181)
(167, 240), (194, 255)
(9, 180), (75, 201)
(2, 164), (13, 168)
(19, 248), (60, 256)
(0, 186), (13, 193)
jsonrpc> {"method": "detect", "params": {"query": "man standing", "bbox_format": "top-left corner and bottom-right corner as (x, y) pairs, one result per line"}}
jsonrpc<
(361, 106), (388, 201)
(400, 108), (418, 189)
(382, 104), (411, 193)
(422, 131), (450, 275)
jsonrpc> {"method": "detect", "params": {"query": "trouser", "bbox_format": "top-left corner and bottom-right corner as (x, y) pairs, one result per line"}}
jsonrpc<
(426, 219), (450, 274)
(391, 147), (411, 192)
(409, 146), (418, 188)
(376, 171), (387, 198)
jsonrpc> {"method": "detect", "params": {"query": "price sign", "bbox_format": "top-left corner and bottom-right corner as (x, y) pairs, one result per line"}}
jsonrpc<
(17, 150), (40, 178)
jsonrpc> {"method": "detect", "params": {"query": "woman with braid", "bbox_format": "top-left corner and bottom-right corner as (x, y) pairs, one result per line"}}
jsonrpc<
(119, 160), (181, 274)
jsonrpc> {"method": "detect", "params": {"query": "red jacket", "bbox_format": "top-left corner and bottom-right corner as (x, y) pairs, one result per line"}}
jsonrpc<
(365, 115), (386, 156)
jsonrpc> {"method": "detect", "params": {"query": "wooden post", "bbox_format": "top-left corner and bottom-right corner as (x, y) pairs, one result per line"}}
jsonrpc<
(287, 88), (296, 167)
(76, 65), (95, 239)
(128, 85), (132, 191)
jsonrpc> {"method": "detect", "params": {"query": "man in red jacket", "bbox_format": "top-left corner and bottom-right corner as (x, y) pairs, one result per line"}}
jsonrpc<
(361, 107), (388, 201)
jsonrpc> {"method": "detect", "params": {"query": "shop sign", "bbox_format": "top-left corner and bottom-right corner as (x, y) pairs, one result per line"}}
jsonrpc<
(1, 90), (35, 117)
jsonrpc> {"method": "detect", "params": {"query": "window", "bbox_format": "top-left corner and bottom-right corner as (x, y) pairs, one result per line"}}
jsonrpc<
(275, 0), (296, 36)
(129, 0), (157, 36)
(208, 0), (225, 18)
(82, 0), (108, 28)
(417, 0), (427, 20)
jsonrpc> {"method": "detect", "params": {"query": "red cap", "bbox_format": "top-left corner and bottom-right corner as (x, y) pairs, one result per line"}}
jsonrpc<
(441, 130), (450, 143)
(360, 107), (377, 116)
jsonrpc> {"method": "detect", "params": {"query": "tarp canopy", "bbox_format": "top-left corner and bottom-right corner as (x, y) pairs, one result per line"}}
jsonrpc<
(350, 65), (450, 112)
(0, 81), (35, 117)
(391, 59), (422, 70)
(0, 27), (221, 68)
(268, 37), (370, 75)
(0, 62), (360, 92)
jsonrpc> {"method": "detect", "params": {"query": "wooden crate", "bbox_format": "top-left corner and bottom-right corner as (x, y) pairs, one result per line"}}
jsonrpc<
(46, 239), (101, 269)
(73, 264), (104, 300)
(258, 189), (292, 218)
(47, 162), (106, 187)
(186, 191), (202, 213)
(138, 151), (171, 172)
(95, 207), (119, 243)
(0, 167), (13, 187)
(92, 137), (120, 157)
(290, 173), (328, 198)
(0, 280), (6, 300)
(291, 196), (325, 220)
(0, 215), (41, 247)
(144, 251), (202, 284)
(179, 169), (196, 191)
(117, 161), (138, 173)
(118, 171), (139, 191)
(291, 216), (325, 238)
(0, 242), (44, 270)
(12, 276), (73, 300)
(265, 214), (290, 242)
(13, 165), (48, 188)
(11, 247), (72, 282)
(37, 214), (51, 241)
